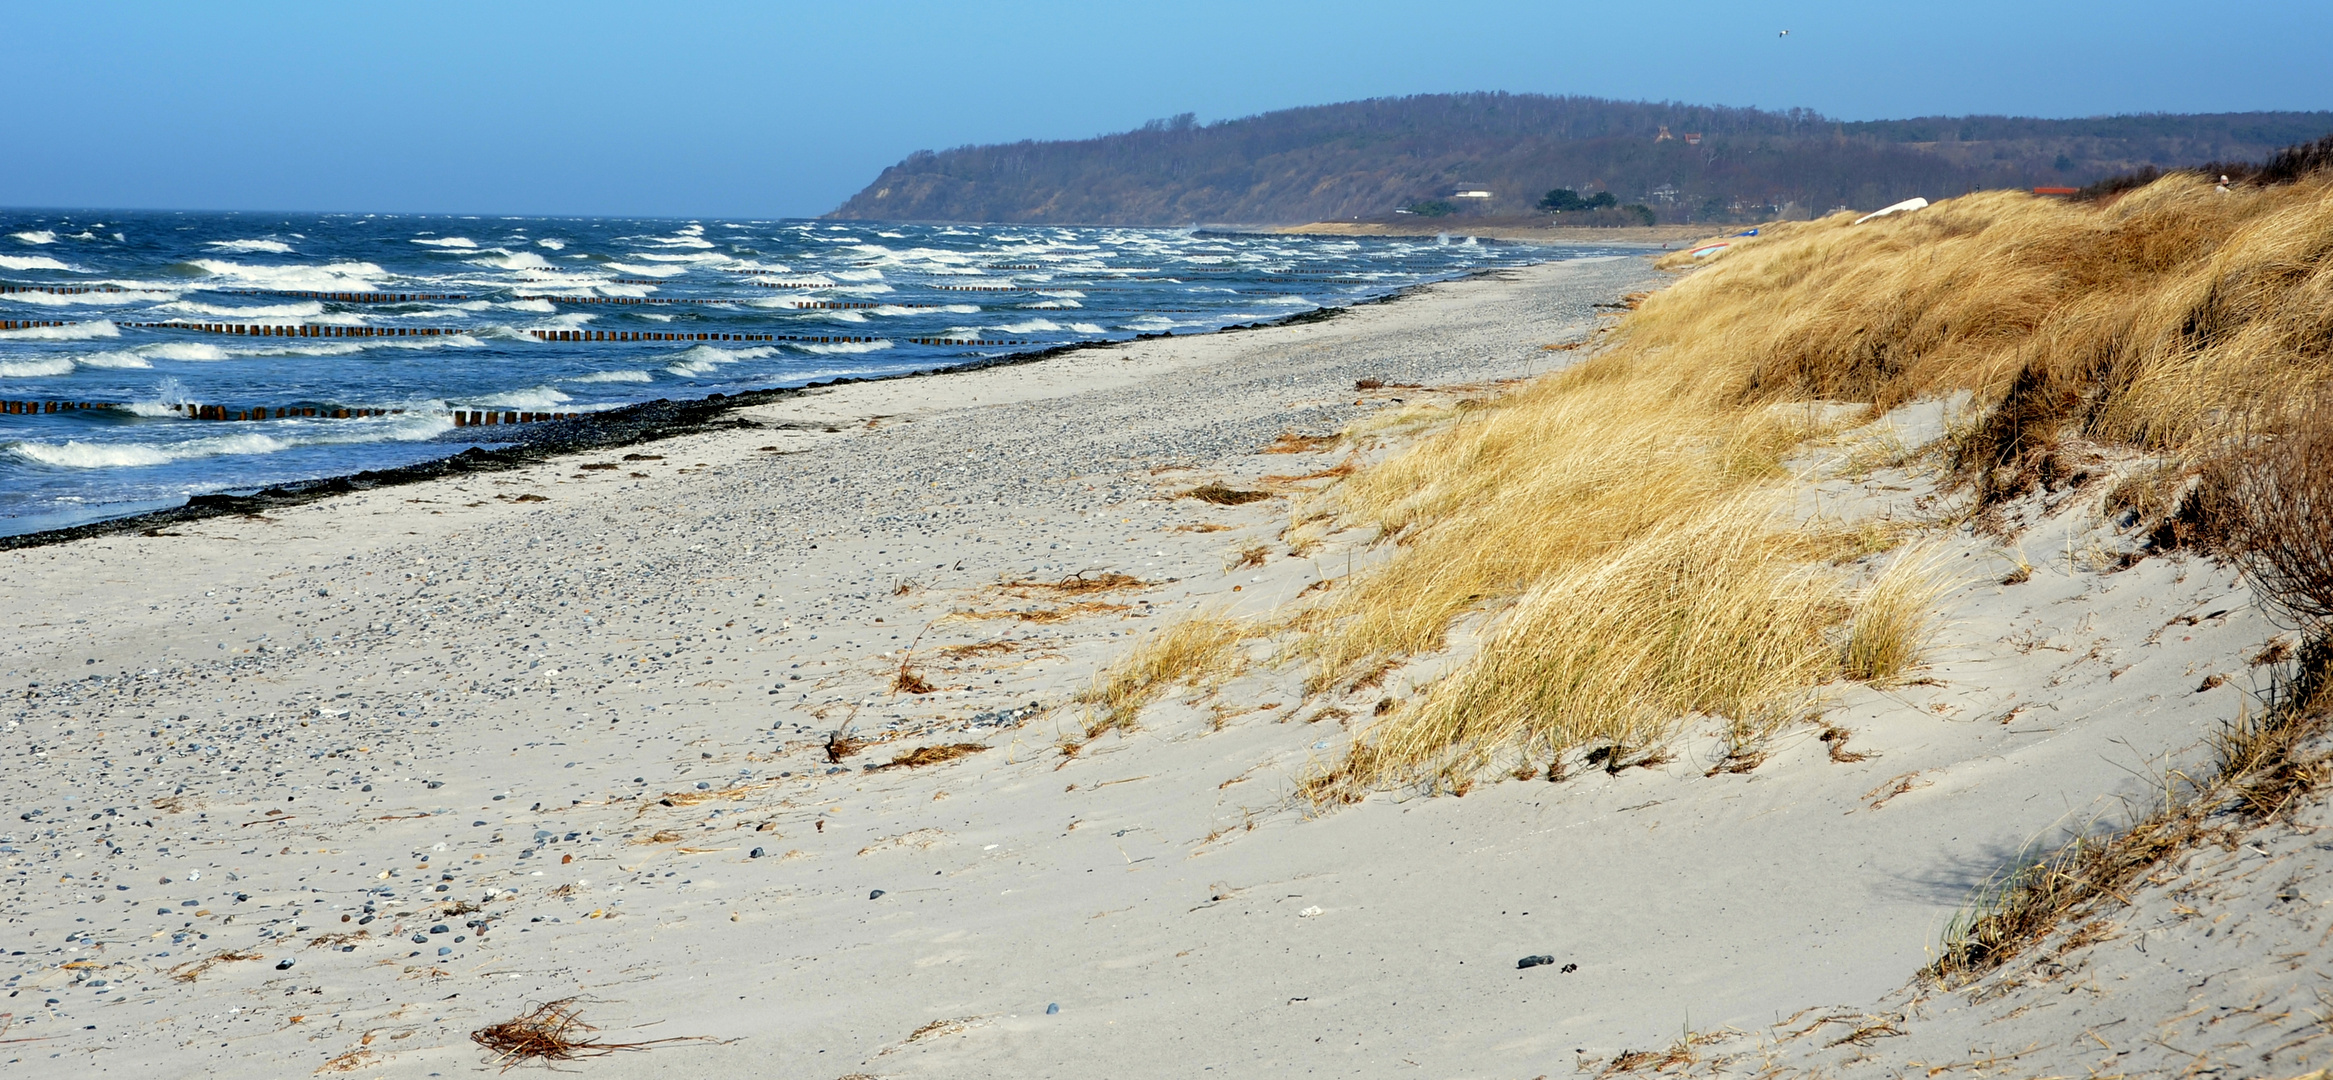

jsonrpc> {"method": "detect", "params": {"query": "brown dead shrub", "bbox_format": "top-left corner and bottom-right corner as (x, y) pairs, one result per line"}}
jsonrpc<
(1184, 483), (1270, 505)
(1263, 431), (1341, 454)
(471, 998), (702, 1071)
(168, 949), (263, 983)
(883, 743), (989, 769)
(2213, 403), (2333, 629)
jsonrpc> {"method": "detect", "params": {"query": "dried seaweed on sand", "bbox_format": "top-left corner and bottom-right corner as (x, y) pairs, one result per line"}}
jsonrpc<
(470, 998), (704, 1071)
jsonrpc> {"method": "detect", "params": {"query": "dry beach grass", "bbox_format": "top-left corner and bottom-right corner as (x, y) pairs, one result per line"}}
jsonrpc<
(1276, 168), (2333, 799)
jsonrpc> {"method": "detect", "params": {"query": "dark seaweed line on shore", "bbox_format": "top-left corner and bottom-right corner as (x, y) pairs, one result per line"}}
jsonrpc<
(0, 271), (1499, 552)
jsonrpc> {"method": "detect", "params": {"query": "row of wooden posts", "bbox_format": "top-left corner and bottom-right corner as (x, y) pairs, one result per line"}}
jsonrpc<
(121, 321), (461, 337)
(225, 289), (469, 302)
(176, 403), (576, 425)
(2, 400), (111, 414)
(529, 328), (1038, 347)
(0, 399), (577, 425)
(5, 318), (1043, 347)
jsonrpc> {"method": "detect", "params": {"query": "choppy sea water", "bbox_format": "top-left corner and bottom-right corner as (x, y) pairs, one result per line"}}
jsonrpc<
(0, 211), (1634, 534)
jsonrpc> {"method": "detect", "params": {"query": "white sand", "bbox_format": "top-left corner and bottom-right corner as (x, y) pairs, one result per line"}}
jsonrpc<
(0, 257), (2309, 1078)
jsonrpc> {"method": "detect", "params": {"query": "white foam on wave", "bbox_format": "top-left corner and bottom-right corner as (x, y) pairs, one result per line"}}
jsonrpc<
(1021, 300), (1081, 309)
(571, 369), (653, 383)
(138, 342), (231, 362)
(470, 250), (554, 271)
(187, 259), (382, 290)
(143, 338), (449, 361)
(473, 386), (573, 408)
(815, 311), (869, 324)
(633, 253), (725, 263)
(9, 411), (453, 470)
(502, 298), (556, 313)
(0, 287), (175, 306)
(1069, 322), (1105, 334)
(833, 270), (886, 282)
(0, 320), (118, 341)
(0, 358), (75, 377)
(995, 318), (1062, 333)
(204, 239), (294, 254)
(371, 335), (482, 352)
(411, 236), (477, 249)
(942, 304), (980, 315)
(535, 239), (566, 251)
(603, 262), (685, 278)
(74, 351), (152, 370)
(0, 255), (74, 272)
(1035, 290), (1086, 298)
(662, 344), (773, 376)
(798, 340), (892, 356)
(10, 231), (56, 245)
(157, 300), (325, 318)
(11, 441), (187, 468)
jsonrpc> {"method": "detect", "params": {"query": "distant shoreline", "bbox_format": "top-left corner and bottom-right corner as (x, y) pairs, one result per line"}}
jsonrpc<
(1270, 218), (1721, 243)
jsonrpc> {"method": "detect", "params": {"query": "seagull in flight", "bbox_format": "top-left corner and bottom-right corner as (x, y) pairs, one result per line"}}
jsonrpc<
(1778, 29), (1790, 37)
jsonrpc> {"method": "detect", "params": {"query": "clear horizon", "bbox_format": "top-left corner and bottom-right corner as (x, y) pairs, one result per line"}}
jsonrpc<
(3, 0), (2328, 219)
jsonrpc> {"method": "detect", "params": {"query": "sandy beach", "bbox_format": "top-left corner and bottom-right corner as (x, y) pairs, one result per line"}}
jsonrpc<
(1, 254), (2314, 1079)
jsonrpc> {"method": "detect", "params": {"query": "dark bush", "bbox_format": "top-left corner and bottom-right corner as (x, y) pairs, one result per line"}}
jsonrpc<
(2075, 131), (2333, 202)
(2217, 404), (2333, 630)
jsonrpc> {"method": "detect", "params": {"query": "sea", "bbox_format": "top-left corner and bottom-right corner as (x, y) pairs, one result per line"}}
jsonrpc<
(0, 211), (1635, 535)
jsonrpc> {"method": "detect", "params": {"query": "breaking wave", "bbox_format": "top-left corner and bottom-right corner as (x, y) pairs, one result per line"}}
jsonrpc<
(205, 239), (295, 254)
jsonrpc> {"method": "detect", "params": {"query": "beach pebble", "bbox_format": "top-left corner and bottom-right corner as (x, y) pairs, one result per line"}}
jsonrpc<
(1046, 1003), (1060, 1015)
(275, 958), (295, 970)
(749, 847), (765, 858)
(869, 889), (885, 900)
(1517, 955), (1556, 970)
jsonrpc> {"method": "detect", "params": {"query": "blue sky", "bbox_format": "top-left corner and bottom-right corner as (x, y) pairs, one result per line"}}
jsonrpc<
(3, 0), (2328, 218)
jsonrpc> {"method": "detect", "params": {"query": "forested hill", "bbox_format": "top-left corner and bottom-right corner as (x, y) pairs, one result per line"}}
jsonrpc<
(825, 93), (2333, 226)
